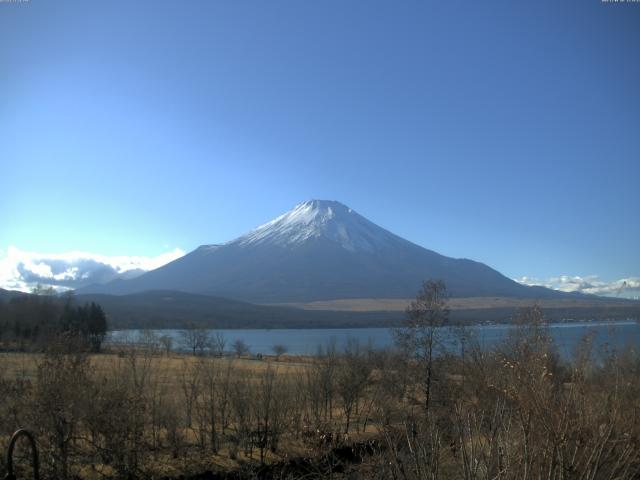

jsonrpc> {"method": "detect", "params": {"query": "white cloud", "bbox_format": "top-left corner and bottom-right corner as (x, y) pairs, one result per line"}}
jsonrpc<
(0, 246), (185, 293)
(515, 275), (640, 299)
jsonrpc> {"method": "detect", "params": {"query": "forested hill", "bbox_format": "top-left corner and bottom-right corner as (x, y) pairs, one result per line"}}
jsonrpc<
(78, 290), (640, 330)
(0, 290), (108, 351)
(75, 290), (401, 329)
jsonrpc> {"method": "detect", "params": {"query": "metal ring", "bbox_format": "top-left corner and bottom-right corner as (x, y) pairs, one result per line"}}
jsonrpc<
(5, 429), (39, 480)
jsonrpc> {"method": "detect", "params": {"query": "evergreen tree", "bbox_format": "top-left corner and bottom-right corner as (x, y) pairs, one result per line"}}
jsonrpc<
(87, 302), (107, 352)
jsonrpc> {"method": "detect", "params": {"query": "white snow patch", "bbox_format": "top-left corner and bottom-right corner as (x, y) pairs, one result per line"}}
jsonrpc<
(233, 200), (404, 252)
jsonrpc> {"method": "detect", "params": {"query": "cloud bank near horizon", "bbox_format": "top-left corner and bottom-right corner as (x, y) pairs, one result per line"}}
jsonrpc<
(0, 246), (185, 292)
(515, 275), (640, 299)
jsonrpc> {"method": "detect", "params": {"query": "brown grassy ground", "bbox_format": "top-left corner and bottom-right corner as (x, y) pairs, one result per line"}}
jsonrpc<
(0, 350), (334, 478)
(271, 296), (638, 311)
(0, 350), (310, 385)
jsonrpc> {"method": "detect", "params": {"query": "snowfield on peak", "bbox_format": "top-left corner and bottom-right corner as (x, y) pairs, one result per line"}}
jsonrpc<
(233, 200), (405, 253)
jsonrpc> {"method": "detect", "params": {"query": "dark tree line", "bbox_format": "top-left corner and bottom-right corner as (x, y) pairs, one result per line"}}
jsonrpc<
(0, 291), (107, 352)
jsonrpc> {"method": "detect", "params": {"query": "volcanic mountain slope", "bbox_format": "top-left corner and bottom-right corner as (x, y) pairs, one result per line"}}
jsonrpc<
(79, 200), (566, 302)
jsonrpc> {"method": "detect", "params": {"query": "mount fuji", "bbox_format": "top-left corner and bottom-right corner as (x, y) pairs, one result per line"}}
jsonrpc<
(78, 200), (563, 302)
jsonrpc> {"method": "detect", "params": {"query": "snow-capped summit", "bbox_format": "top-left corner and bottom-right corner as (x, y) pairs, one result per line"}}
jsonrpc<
(78, 200), (564, 302)
(234, 200), (402, 252)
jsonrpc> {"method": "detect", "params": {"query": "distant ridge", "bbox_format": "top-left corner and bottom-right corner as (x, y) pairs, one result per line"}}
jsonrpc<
(0, 288), (29, 301)
(76, 291), (640, 330)
(78, 200), (576, 302)
(4, 288), (638, 330)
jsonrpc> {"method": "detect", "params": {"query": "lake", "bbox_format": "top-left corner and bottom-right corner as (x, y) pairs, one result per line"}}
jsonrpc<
(110, 320), (640, 358)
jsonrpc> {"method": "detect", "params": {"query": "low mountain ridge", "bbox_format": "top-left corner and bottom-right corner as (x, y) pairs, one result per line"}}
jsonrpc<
(0, 288), (29, 301)
(4, 288), (638, 330)
(76, 290), (401, 329)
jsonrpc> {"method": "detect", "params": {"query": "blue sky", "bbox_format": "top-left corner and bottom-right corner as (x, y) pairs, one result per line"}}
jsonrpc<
(1, 0), (639, 295)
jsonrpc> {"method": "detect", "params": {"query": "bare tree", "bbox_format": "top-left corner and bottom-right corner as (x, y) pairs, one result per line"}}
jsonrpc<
(229, 371), (253, 457)
(194, 356), (234, 453)
(211, 331), (227, 357)
(316, 341), (338, 424)
(216, 360), (234, 436)
(33, 347), (92, 480)
(180, 323), (211, 356)
(179, 359), (201, 429)
(272, 344), (288, 359)
(336, 339), (372, 434)
(232, 338), (250, 357)
(137, 329), (160, 354)
(159, 334), (173, 355)
(395, 280), (449, 414)
(250, 366), (291, 464)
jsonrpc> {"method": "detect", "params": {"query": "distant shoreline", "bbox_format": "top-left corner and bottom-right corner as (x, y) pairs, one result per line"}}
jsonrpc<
(108, 320), (640, 357)
(109, 318), (638, 333)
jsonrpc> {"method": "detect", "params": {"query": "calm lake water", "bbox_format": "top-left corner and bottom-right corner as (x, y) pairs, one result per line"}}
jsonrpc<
(110, 320), (640, 358)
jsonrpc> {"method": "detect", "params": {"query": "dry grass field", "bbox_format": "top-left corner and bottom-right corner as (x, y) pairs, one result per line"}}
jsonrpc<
(0, 349), (312, 392)
(274, 296), (638, 311)
(0, 349), (323, 477)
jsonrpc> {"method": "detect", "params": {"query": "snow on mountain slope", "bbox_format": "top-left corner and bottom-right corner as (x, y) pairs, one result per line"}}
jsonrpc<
(233, 200), (403, 252)
(77, 200), (566, 302)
